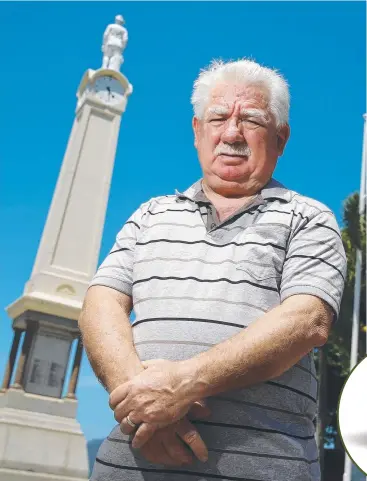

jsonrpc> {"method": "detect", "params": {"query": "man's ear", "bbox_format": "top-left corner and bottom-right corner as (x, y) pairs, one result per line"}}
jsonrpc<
(277, 124), (290, 156)
(192, 116), (200, 149)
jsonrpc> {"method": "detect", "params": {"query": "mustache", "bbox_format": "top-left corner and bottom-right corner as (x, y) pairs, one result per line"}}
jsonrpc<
(214, 143), (252, 157)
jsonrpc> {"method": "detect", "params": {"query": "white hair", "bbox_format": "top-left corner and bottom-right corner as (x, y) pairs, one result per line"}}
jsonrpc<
(191, 58), (290, 128)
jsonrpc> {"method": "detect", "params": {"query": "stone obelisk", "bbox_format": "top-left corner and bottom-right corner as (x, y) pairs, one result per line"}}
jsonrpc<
(0, 15), (132, 481)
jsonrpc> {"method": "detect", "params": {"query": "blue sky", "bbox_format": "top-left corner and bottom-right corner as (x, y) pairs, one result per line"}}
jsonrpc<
(0, 1), (365, 442)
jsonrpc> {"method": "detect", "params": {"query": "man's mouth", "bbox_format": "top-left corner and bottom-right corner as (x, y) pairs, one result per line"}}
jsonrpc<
(220, 153), (247, 157)
(217, 153), (248, 165)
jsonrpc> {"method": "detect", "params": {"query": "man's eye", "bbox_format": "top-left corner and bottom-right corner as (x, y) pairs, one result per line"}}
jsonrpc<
(209, 118), (224, 123)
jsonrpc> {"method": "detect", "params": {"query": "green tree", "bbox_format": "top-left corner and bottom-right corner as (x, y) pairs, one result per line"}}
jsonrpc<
(327, 192), (366, 378)
(317, 192), (366, 479)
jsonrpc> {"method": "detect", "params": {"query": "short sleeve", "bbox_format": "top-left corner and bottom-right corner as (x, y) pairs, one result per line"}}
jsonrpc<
(89, 205), (145, 296)
(280, 210), (347, 318)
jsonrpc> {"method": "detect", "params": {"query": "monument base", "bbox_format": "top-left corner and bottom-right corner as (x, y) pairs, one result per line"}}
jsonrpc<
(0, 467), (87, 481)
(0, 390), (89, 480)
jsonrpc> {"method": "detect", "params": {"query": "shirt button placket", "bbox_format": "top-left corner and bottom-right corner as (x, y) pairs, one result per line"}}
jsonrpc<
(207, 208), (216, 231)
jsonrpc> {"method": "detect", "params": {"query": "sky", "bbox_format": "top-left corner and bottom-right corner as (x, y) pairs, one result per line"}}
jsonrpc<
(0, 1), (366, 443)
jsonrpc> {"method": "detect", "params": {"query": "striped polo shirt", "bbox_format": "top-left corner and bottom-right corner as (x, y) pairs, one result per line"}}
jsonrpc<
(90, 177), (346, 481)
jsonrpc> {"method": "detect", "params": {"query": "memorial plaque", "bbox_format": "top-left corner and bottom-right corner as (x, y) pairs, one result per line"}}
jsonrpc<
(24, 328), (72, 398)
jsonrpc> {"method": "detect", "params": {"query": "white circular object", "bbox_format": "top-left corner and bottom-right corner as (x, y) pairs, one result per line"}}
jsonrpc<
(338, 356), (367, 474)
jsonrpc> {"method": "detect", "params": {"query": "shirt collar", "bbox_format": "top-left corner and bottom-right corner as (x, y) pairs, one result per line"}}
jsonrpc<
(260, 178), (292, 202)
(175, 178), (292, 203)
(175, 180), (206, 202)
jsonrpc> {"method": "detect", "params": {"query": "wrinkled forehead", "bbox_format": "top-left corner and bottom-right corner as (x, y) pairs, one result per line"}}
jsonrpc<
(206, 82), (270, 114)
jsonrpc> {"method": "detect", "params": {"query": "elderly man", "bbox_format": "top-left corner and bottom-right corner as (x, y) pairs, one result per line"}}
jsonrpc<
(80, 58), (346, 481)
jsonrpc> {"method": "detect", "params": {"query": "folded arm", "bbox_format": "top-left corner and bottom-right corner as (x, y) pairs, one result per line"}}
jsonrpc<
(184, 293), (332, 398)
(111, 294), (333, 447)
(79, 285), (209, 464)
(78, 286), (144, 392)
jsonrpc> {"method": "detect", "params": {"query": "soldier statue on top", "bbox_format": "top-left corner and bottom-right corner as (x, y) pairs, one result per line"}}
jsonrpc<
(102, 15), (128, 72)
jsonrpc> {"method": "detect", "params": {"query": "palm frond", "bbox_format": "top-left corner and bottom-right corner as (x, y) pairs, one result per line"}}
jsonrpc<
(342, 192), (361, 248)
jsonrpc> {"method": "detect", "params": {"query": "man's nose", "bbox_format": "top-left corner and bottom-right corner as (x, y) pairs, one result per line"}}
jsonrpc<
(221, 119), (243, 144)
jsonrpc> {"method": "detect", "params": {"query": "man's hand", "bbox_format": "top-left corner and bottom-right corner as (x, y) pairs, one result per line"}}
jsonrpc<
(109, 359), (198, 447)
(139, 415), (209, 466)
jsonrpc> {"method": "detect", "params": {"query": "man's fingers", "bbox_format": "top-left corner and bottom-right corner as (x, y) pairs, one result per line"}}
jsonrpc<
(188, 400), (211, 420)
(109, 384), (129, 410)
(120, 419), (135, 435)
(132, 422), (158, 449)
(175, 418), (208, 462)
(140, 440), (175, 466)
(140, 430), (191, 466)
(113, 399), (131, 424)
(119, 413), (140, 435)
(162, 432), (193, 465)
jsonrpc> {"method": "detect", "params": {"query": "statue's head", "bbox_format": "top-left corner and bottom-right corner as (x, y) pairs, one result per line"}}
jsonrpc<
(115, 15), (125, 25)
